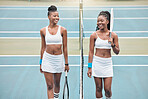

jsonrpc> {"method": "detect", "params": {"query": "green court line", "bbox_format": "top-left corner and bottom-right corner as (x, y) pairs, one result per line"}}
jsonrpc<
(0, 38), (148, 55)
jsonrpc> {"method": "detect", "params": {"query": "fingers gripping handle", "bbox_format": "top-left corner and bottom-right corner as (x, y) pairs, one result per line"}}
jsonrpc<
(109, 32), (111, 44)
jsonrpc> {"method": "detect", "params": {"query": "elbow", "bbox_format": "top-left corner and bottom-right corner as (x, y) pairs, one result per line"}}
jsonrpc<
(63, 47), (67, 52)
(63, 47), (68, 54)
(89, 51), (94, 56)
(41, 47), (46, 53)
(115, 49), (120, 55)
(115, 52), (119, 55)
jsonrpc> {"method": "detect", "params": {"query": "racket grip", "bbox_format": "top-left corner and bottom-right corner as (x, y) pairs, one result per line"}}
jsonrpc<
(65, 71), (68, 77)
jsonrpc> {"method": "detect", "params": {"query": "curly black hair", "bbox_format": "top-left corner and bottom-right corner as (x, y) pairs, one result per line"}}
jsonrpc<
(47, 5), (57, 16)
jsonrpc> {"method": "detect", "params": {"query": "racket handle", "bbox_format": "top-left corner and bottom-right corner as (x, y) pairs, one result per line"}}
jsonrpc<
(65, 71), (68, 77)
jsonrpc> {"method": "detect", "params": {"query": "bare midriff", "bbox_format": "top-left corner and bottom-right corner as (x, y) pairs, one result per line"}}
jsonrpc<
(45, 44), (62, 55)
(95, 48), (111, 58)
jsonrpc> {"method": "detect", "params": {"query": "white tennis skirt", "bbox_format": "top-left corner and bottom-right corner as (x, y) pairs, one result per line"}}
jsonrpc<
(92, 56), (113, 78)
(41, 51), (64, 73)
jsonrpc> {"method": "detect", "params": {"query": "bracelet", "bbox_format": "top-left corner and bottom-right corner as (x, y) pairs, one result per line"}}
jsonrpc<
(111, 44), (116, 48)
(88, 63), (92, 68)
(40, 59), (42, 65)
(65, 64), (69, 66)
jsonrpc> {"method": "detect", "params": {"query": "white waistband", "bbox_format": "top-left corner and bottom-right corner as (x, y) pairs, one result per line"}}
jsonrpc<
(94, 55), (112, 60)
(44, 51), (63, 57)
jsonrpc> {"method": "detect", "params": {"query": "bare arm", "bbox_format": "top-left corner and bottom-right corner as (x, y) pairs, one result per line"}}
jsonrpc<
(62, 27), (69, 71)
(88, 34), (95, 63)
(87, 33), (95, 78)
(40, 28), (46, 73)
(112, 33), (120, 55)
(40, 28), (46, 59)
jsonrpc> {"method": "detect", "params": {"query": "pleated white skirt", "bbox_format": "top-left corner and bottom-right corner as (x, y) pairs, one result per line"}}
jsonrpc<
(41, 51), (64, 73)
(92, 56), (113, 78)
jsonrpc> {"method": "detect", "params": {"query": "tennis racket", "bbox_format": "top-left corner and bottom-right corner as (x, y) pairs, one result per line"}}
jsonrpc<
(110, 8), (114, 33)
(109, 8), (114, 43)
(63, 71), (69, 99)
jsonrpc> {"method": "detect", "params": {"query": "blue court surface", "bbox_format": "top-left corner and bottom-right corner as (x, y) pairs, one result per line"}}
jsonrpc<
(0, 55), (148, 99)
(0, 5), (148, 99)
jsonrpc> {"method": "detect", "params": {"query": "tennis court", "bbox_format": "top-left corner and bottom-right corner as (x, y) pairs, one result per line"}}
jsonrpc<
(0, 5), (148, 99)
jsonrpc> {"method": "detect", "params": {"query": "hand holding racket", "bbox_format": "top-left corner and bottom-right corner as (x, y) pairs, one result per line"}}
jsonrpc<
(63, 71), (69, 99)
(108, 32), (114, 45)
(65, 65), (69, 72)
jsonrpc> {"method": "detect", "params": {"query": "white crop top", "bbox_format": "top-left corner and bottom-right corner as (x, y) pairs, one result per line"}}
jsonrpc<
(45, 25), (62, 45)
(95, 32), (111, 49)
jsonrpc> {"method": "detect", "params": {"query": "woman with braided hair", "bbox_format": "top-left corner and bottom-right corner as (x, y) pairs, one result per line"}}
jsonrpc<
(87, 11), (120, 99)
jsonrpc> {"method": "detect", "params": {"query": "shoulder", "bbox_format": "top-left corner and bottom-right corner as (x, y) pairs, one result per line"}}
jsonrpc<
(60, 26), (67, 32)
(111, 32), (118, 38)
(40, 27), (46, 33)
(90, 31), (97, 39)
(40, 27), (46, 36)
(61, 26), (67, 31)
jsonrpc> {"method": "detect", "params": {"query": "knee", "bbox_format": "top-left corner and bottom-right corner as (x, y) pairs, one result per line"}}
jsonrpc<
(96, 85), (102, 93)
(105, 88), (112, 97)
(47, 83), (53, 91)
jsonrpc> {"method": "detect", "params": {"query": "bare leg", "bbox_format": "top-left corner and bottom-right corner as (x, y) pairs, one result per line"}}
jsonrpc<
(53, 73), (62, 99)
(44, 72), (54, 99)
(94, 77), (103, 98)
(54, 73), (62, 93)
(104, 77), (112, 98)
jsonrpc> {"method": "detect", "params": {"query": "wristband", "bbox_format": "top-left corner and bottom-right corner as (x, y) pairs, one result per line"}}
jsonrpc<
(88, 63), (92, 68)
(40, 59), (42, 65)
(65, 63), (69, 66)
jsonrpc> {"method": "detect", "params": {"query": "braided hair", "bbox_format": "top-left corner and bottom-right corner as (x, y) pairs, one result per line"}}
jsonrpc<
(96, 11), (110, 31)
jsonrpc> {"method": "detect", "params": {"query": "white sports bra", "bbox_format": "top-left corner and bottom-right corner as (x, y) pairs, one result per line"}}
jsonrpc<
(95, 32), (112, 49)
(45, 25), (62, 45)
